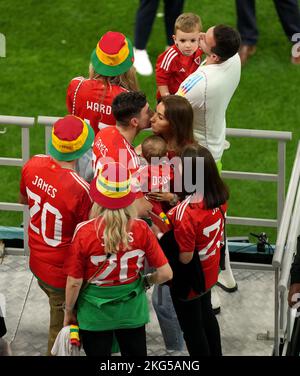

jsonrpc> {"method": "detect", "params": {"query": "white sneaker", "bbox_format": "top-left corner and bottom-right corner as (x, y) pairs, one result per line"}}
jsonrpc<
(133, 48), (153, 76)
(211, 287), (221, 315)
(217, 247), (238, 292)
(223, 139), (231, 151)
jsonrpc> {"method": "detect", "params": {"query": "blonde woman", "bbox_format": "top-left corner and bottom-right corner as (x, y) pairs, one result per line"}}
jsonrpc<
(66, 31), (139, 137)
(63, 162), (172, 356)
(66, 31), (139, 181)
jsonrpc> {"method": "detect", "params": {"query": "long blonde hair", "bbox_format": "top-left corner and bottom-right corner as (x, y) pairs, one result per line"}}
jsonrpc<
(88, 64), (139, 91)
(90, 202), (137, 254)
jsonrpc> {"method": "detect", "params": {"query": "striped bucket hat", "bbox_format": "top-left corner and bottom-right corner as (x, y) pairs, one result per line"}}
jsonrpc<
(91, 31), (134, 76)
(48, 115), (94, 161)
(90, 162), (136, 209)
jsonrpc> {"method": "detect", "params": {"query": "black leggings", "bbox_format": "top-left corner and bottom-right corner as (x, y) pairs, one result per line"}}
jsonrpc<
(80, 325), (147, 356)
(170, 290), (222, 356)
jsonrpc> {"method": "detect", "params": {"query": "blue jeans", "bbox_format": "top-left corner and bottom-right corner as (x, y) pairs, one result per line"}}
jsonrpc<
(152, 284), (184, 351)
(76, 148), (94, 182)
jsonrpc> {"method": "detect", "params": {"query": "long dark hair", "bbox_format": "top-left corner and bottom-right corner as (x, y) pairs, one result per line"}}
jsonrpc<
(161, 95), (195, 155)
(181, 143), (229, 209)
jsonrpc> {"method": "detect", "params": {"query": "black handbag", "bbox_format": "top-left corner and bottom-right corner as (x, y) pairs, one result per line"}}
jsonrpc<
(159, 230), (206, 301)
(0, 316), (6, 338)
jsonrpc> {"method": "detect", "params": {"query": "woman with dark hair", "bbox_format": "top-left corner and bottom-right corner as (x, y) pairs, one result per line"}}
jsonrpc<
(151, 95), (195, 159)
(164, 143), (229, 356)
(148, 95), (195, 206)
(146, 95), (195, 352)
(181, 143), (229, 206)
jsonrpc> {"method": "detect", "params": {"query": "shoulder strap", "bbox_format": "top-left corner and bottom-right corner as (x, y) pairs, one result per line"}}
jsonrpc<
(81, 253), (112, 291)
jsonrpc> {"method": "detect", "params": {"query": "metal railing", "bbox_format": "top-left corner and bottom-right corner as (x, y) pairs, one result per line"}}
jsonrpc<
(221, 128), (291, 229)
(2, 116), (297, 356)
(0, 115), (34, 255)
(2, 121), (292, 256)
(271, 142), (300, 355)
(37, 120), (292, 234)
(37, 116), (60, 154)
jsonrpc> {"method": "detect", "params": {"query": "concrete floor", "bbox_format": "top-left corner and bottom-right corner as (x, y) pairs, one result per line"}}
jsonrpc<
(0, 255), (274, 356)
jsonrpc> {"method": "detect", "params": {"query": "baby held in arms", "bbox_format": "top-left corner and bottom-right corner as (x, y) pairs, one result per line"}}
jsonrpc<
(140, 135), (174, 230)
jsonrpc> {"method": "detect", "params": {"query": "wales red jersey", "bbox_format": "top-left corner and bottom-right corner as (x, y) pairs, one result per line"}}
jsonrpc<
(66, 77), (126, 136)
(139, 162), (173, 193)
(20, 155), (93, 289)
(167, 195), (227, 290)
(139, 162), (174, 226)
(65, 218), (168, 286)
(92, 127), (142, 195)
(155, 45), (203, 100)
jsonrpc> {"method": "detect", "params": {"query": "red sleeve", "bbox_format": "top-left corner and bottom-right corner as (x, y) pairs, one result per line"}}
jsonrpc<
(76, 191), (92, 223)
(142, 222), (168, 268)
(155, 50), (172, 86)
(173, 209), (196, 253)
(64, 229), (86, 279)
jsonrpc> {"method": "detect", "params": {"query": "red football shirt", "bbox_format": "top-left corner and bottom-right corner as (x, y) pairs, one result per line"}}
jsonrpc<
(92, 127), (142, 195)
(20, 155), (93, 288)
(66, 77), (126, 136)
(139, 162), (173, 192)
(65, 218), (168, 286)
(167, 195), (227, 290)
(155, 45), (203, 99)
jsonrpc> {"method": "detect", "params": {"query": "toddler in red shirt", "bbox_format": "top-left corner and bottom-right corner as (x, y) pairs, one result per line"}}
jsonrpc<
(140, 136), (173, 229)
(155, 13), (203, 100)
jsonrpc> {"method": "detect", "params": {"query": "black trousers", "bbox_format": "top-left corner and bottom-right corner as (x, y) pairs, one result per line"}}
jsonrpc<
(81, 325), (147, 356)
(236, 0), (300, 45)
(134, 0), (185, 49)
(170, 290), (222, 356)
(0, 316), (6, 338)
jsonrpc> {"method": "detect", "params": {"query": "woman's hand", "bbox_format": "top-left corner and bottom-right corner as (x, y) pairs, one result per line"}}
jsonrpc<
(150, 223), (162, 237)
(147, 192), (174, 203)
(63, 309), (77, 327)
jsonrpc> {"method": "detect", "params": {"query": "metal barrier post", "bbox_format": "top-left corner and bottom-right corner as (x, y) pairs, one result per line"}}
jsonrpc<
(273, 142), (300, 268)
(0, 115), (34, 255)
(274, 268), (280, 356)
(277, 141), (286, 228)
(37, 116), (60, 155)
